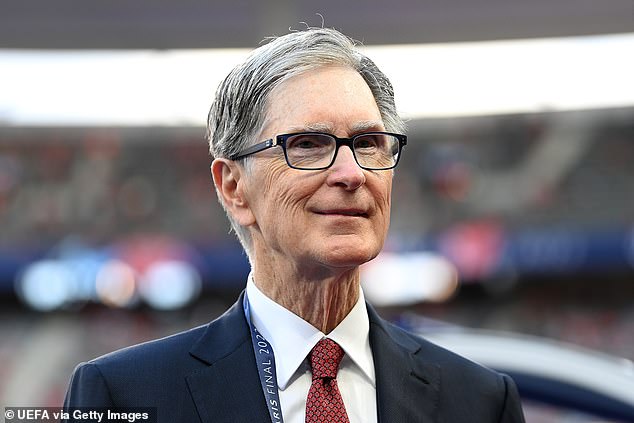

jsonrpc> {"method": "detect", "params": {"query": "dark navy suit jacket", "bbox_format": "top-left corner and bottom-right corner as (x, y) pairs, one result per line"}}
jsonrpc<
(64, 294), (525, 422)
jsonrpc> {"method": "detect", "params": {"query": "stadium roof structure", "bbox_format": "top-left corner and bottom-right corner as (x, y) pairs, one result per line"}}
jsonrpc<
(1, 0), (633, 49)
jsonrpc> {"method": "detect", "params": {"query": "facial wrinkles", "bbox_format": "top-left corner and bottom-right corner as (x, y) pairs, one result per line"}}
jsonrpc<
(376, 174), (392, 233)
(248, 158), (390, 256)
(248, 158), (312, 248)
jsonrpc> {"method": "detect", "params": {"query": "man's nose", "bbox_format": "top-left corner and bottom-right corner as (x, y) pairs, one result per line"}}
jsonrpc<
(325, 146), (366, 190)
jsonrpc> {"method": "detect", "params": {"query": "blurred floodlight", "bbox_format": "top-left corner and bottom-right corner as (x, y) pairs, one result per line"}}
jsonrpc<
(0, 33), (633, 125)
(369, 33), (634, 118)
(362, 252), (458, 306)
(95, 260), (138, 308)
(16, 260), (75, 311)
(0, 49), (249, 126)
(139, 260), (201, 310)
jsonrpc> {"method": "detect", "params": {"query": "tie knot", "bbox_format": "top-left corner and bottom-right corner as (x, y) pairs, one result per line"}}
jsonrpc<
(309, 338), (344, 379)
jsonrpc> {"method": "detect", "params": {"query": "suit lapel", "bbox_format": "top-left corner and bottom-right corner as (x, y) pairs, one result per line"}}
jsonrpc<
(183, 295), (440, 423)
(368, 305), (440, 423)
(186, 294), (271, 423)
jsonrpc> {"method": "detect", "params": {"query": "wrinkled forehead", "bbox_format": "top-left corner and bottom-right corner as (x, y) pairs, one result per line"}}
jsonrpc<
(259, 65), (383, 137)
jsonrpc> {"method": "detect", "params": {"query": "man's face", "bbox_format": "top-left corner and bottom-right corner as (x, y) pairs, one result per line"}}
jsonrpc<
(242, 66), (393, 271)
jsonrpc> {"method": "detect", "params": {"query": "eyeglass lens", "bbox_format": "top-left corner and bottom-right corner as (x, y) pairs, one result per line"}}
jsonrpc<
(285, 133), (400, 170)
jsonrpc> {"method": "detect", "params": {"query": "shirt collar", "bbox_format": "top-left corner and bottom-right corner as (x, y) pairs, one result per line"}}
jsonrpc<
(245, 275), (375, 390)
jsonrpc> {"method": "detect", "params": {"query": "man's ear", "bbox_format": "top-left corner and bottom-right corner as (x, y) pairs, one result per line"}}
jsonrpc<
(211, 158), (256, 227)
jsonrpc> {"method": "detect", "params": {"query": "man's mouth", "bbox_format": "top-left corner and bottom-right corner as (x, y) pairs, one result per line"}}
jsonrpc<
(315, 209), (369, 217)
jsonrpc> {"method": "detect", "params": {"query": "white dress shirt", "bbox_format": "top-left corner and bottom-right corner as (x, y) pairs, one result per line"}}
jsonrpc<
(246, 277), (377, 423)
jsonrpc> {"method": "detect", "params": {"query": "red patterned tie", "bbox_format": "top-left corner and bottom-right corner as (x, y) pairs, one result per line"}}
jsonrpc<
(305, 338), (350, 423)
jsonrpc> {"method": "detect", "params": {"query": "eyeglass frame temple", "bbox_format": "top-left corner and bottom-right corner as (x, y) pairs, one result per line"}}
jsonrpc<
(228, 139), (277, 161)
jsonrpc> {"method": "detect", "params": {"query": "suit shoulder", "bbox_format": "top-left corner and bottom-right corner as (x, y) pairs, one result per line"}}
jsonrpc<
(377, 318), (505, 384)
(88, 323), (208, 371)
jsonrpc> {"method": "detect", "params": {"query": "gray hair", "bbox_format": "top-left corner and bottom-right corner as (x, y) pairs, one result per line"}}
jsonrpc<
(207, 27), (405, 257)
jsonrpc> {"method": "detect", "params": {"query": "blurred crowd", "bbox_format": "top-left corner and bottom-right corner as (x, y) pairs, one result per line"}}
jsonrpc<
(0, 127), (229, 248)
(1, 108), (633, 252)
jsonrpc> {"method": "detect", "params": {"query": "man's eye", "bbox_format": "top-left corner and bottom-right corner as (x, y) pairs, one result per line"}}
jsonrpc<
(288, 136), (330, 150)
(294, 139), (320, 149)
(355, 136), (380, 149)
(356, 139), (374, 148)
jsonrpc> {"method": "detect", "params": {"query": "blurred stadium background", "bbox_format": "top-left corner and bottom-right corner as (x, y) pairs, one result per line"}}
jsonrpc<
(1, 1), (633, 421)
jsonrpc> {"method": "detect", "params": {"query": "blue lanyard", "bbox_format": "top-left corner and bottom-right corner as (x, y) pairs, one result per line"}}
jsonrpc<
(243, 293), (285, 423)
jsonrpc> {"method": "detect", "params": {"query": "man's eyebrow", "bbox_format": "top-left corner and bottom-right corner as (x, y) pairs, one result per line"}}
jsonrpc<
(349, 120), (385, 133)
(286, 120), (384, 134)
(287, 122), (335, 133)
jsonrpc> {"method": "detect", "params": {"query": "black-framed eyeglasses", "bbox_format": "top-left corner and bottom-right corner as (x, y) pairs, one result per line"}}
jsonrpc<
(229, 131), (407, 170)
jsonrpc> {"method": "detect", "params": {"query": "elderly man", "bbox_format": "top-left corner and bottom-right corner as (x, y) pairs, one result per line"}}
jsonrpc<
(64, 28), (525, 422)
